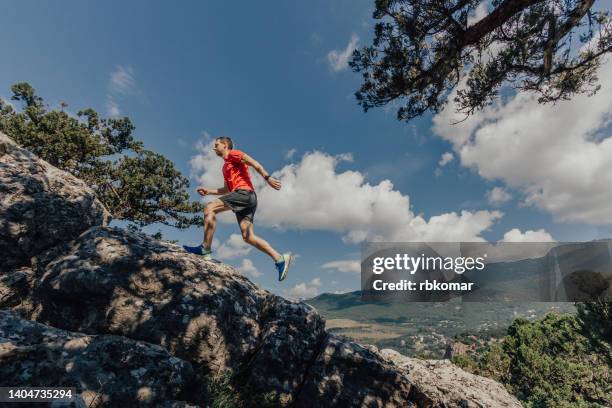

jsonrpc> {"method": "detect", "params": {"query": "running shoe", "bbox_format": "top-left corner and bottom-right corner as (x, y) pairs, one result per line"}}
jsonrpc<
(183, 244), (213, 261)
(275, 253), (293, 281)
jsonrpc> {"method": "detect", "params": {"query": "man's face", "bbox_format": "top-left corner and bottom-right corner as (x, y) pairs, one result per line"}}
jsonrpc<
(213, 140), (227, 157)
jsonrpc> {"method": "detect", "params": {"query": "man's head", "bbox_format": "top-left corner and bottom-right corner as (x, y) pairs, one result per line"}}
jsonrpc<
(213, 136), (233, 157)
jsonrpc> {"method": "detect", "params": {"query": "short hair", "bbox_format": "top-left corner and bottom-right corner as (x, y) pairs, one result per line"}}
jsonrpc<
(215, 136), (233, 150)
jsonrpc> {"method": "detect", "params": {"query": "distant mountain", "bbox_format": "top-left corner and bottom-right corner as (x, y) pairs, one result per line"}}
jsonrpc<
(461, 240), (612, 301)
(359, 241), (612, 302)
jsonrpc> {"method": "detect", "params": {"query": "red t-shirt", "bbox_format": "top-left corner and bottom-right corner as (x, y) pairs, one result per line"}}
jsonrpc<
(222, 150), (255, 192)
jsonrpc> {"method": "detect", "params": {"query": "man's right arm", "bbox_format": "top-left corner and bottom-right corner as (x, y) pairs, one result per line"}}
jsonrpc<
(198, 182), (229, 196)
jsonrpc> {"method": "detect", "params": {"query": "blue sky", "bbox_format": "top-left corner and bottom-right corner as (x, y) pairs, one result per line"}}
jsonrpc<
(2, 1), (611, 298)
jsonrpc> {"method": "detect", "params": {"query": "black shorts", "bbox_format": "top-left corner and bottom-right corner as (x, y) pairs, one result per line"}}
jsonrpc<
(219, 189), (257, 223)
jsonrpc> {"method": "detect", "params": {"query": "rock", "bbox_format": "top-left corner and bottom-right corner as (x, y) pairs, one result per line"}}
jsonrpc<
(295, 335), (414, 407)
(0, 268), (34, 312)
(0, 310), (201, 407)
(0, 132), (110, 272)
(28, 225), (327, 405)
(380, 348), (522, 407)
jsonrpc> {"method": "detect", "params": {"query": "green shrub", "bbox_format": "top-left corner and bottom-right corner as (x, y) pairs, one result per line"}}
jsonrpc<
(455, 311), (611, 407)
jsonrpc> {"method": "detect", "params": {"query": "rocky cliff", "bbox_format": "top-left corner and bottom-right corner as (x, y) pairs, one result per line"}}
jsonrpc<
(0, 131), (522, 407)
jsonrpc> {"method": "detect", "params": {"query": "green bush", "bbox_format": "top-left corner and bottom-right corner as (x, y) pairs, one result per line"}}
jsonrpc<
(454, 310), (611, 407)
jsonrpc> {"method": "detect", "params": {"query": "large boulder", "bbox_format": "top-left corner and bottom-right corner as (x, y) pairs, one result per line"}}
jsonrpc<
(295, 335), (414, 407)
(380, 348), (522, 407)
(0, 132), (110, 272)
(28, 225), (327, 405)
(0, 310), (201, 407)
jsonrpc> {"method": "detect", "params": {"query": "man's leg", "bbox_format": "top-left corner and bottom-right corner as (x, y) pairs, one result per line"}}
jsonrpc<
(203, 199), (231, 249)
(238, 217), (292, 281)
(239, 218), (281, 261)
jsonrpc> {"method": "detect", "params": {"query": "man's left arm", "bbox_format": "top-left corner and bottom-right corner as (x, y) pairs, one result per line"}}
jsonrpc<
(241, 153), (281, 190)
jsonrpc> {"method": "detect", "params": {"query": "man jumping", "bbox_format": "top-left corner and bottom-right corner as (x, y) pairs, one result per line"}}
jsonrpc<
(183, 136), (293, 281)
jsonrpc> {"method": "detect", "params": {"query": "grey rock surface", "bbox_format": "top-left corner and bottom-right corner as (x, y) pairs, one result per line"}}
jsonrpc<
(381, 348), (523, 408)
(0, 132), (110, 272)
(0, 267), (34, 311)
(0, 310), (200, 407)
(28, 225), (327, 405)
(295, 335), (415, 407)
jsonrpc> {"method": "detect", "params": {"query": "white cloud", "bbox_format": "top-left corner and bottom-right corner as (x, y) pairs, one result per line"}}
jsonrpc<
(286, 278), (321, 300)
(190, 140), (503, 242)
(321, 259), (360, 274)
(501, 228), (555, 242)
(286, 148), (297, 160)
(257, 150), (502, 242)
(237, 259), (263, 278)
(106, 65), (136, 117)
(327, 34), (359, 72)
(475, 228), (557, 263)
(110, 65), (136, 95)
(438, 152), (454, 166)
(335, 152), (353, 162)
(486, 187), (512, 206)
(215, 233), (252, 259)
(432, 53), (612, 226)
